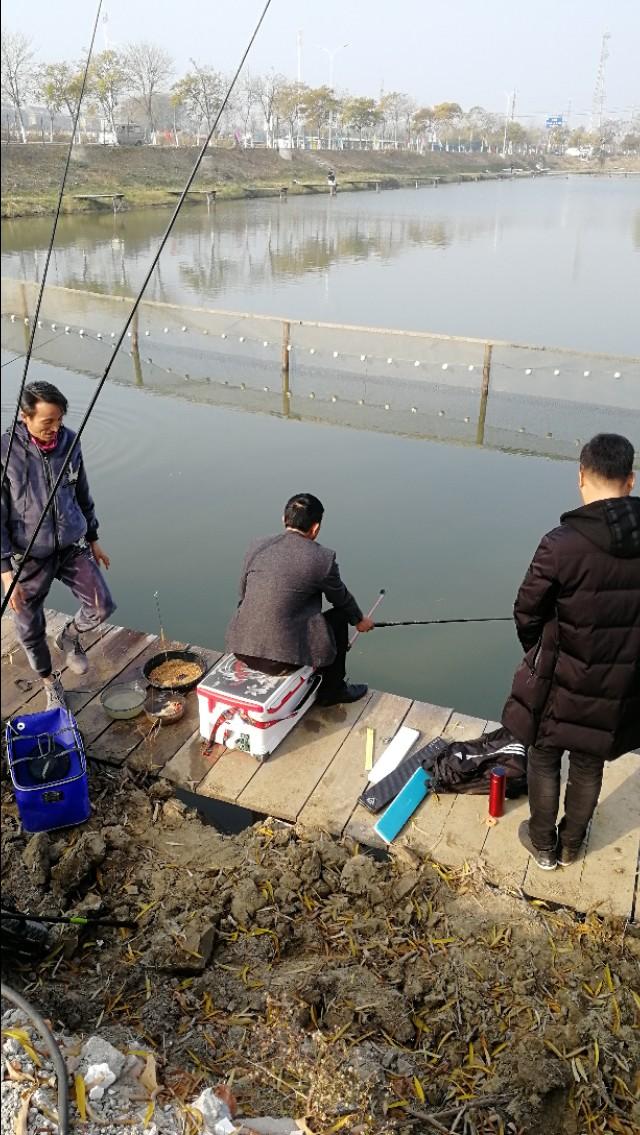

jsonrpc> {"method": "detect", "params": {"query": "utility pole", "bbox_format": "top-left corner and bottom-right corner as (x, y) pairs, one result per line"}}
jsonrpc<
(590, 32), (611, 139)
(297, 29), (303, 84)
(501, 90), (516, 157)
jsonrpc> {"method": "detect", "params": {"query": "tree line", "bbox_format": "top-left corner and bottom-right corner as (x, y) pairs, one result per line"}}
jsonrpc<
(2, 29), (638, 155)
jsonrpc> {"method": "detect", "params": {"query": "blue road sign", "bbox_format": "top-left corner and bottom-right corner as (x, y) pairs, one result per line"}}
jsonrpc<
(546, 116), (564, 128)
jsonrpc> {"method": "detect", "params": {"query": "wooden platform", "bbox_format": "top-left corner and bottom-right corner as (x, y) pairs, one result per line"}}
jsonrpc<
(2, 613), (638, 924)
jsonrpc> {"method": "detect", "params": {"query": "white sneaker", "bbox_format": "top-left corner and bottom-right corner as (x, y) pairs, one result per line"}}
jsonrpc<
(54, 621), (88, 676)
(44, 674), (68, 711)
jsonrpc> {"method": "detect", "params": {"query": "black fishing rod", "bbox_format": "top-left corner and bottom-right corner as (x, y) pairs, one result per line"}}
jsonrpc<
(1, 907), (136, 930)
(375, 617), (511, 627)
(1, 0), (274, 619)
(0, 0), (104, 495)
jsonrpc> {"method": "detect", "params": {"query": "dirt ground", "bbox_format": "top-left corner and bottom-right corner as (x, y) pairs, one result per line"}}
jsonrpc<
(1, 761), (638, 1135)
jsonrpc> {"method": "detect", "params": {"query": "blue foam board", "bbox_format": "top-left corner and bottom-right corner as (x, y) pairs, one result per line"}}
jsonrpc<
(373, 767), (430, 844)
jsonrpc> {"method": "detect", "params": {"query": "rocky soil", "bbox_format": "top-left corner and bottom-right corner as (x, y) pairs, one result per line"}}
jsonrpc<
(1, 761), (638, 1134)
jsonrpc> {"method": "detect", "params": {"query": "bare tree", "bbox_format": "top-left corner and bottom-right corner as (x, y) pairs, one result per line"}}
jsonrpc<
(171, 64), (223, 143)
(124, 41), (173, 144)
(90, 50), (128, 142)
(252, 71), (288, 147)
(1, 29), (35, 142)
(379, 91), (414, 148)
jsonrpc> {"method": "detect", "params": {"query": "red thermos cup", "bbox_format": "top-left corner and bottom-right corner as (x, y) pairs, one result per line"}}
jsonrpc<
(488, 766), (507, 818)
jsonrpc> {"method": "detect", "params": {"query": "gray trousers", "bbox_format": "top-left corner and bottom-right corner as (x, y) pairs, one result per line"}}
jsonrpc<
(11, 544), (116, 677)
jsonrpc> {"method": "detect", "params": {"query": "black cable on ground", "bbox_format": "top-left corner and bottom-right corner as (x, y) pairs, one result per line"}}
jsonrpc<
(1, 980), (70, 1134)
(0, 0), (104, 495)
(1, 0), (274, 619)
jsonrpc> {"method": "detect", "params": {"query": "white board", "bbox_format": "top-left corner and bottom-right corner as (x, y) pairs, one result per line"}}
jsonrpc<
(367, 726), (420, 784)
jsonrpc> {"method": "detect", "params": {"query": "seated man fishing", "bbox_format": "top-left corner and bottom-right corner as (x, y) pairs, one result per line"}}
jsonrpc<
(225, 492), (374, 706)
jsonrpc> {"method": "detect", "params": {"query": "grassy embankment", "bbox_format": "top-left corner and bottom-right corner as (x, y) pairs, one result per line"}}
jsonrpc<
(4, 144), (634, 218)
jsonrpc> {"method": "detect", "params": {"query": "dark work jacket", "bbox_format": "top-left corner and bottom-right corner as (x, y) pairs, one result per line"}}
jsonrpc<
(1, 423), (99, 573)
(225, 530), (363, 668)
(502, 496), (640, 759)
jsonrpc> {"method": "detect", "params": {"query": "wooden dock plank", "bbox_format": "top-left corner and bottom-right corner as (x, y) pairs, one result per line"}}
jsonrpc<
(564, 753), (639, 919)
(72, 629), (159, 763)
(160, 728), (226, 792)
(345, 699), (452, 850)
(2, 610), (637, 922)
(127, 647), (222, 775)
(195, 743), (261, 803)
(520, 756), (590, 911)
(297, 690), (412, 836)
(236, 695), (374, 823)
(479, 792), (531, 890)
(403, 713), (486, 860)
(1, 611), (92, 718)
(1, 613), (21, 655)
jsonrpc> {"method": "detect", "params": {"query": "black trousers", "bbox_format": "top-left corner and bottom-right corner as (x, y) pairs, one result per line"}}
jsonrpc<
(236, 608), (349, 697)
(528, 745), (605, 852)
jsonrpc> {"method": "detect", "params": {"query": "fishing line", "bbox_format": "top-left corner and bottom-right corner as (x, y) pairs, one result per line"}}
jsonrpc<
(1, 0), (274, 618)
(0, 0), (104, 494)
(1, 330), (68, 368)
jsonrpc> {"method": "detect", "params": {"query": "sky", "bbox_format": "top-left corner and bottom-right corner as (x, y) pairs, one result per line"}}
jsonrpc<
(3, 0), (639, 125)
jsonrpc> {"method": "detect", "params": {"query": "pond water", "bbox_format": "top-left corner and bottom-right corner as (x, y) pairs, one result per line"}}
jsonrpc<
(1, 175), (638, 720)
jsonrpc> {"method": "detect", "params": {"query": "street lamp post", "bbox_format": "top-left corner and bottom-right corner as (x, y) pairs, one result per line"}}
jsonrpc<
(317, 42), (349, 150)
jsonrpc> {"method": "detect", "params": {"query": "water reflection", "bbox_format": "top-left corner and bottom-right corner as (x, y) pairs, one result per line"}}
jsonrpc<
(2, 207), (496, 301)
(2, 177), (638, 353)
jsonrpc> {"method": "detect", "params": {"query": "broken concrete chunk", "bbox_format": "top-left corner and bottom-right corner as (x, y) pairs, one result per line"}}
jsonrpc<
(340, 854), (385, 903)
(21, 832), (51, 885)
(191, 1087), (232, 1132)
(102, 824), (129, 850)
(51, 832), (106, 895)
(84, 1061), (116, 1100)
(79, 1035), (126, 1081)
(230, 879), (268, 924)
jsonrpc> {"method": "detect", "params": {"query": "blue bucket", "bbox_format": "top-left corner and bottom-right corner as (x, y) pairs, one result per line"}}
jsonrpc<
(5, 707), (91, 833)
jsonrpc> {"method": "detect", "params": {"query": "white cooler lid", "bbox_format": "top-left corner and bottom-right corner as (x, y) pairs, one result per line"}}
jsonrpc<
(198, 653), (312, 709)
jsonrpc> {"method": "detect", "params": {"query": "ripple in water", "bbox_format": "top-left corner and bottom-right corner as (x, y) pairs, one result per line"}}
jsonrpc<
(1, 394), (150, 480)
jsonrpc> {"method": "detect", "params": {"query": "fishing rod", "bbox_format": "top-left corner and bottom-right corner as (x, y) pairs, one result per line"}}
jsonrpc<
(1, 908), (136, 930)
(1, 0), (274, 619)
(375, 616), (511, 627)
(349, 588), (386, 649)
(0, 0), (104, 495)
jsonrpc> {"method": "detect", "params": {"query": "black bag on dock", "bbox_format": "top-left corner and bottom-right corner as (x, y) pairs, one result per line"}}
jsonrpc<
(359, 728), (527, 813)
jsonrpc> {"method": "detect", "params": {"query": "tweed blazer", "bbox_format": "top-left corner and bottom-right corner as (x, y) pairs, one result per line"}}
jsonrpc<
(225, 531), (363, 667)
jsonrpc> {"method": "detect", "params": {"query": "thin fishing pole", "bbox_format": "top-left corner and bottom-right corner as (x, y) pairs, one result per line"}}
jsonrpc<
(0, 0), (104, 494)
(374, 617), (512, 627)
(1, 0), (274, 618)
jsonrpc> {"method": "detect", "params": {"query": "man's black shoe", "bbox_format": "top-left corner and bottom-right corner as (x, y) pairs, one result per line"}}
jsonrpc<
(557, 842), (582, 867)
(518, 821), (557, 871)
(317, 682), (368, 708)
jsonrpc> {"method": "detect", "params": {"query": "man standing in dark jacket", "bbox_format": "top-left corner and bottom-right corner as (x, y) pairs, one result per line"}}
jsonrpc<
(226, 493), (374, 706)
(1, 381), (116, 710)
(502, 434), (640, 871)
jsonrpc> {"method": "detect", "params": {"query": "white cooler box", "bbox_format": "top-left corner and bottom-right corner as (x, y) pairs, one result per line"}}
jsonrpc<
(197, 653), (320, 760)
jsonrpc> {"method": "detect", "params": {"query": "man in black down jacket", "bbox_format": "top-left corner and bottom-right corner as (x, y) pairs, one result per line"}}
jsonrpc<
(502, 433), (640, 871)
(226, 493), (374, 706)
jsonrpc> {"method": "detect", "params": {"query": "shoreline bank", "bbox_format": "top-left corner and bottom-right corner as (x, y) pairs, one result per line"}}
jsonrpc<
(3, 144), (637, 219)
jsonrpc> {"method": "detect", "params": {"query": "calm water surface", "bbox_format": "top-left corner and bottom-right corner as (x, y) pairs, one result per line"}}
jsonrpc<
(2, 175), (639, 353)
(1, 176), (638, 719)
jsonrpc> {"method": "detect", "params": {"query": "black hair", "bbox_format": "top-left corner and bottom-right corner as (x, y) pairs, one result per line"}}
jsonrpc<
(580, 434), (634, 482)
(284, 493), (324, 532)
(20, 382), (68, 417)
